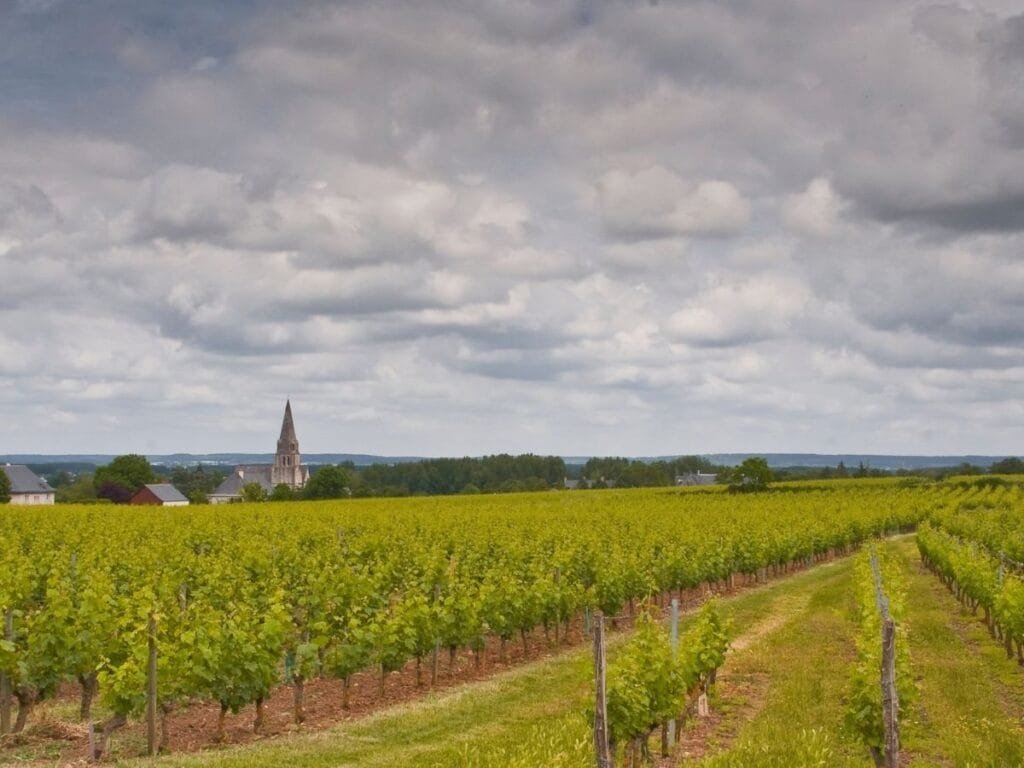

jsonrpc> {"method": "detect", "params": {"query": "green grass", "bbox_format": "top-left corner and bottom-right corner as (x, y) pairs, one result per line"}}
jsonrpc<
(894, 539), (1024, 768)
(693, 538), (1024, 768)
(689, 559), (869, 767)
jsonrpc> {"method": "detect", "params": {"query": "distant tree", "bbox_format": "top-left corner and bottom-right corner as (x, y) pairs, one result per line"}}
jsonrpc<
(56, 474), (99, 504)
(188, 489), (210, 505)
(460, 483), (481, 495)
(303, 465), (353, 500)
(836, 461), (848, 478)
(45, 469), (74, 489)
(240, 482), (267, 503)
(94, 454), (157, 503)
(724, 457), (773, 493)
(991, 457), (1024, 475)
(0, 469), (9, 503)
(270, 484), (295, 501)
(951, 462), (984, 476)
(169, 465), (227, 501)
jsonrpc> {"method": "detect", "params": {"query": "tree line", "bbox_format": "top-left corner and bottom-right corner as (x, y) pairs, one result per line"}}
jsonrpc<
(26, 453), (1024, 505)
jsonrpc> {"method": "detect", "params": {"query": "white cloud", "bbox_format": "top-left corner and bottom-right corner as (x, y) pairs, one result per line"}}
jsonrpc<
(667, 276), (811, 347)
(597, 166), (750, 240)
(782, 178), (845, 237)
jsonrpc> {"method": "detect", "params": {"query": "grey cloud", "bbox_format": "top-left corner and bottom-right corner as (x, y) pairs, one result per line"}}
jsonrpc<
(4, 0), (1024, 455)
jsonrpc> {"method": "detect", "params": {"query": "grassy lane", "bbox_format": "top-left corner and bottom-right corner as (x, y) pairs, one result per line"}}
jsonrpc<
(687, 559), (868, 767)
(695, 538), (1024, 768)
(894, 539), (1024, 767)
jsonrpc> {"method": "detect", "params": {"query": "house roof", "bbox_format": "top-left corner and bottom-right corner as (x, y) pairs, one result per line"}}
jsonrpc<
(141, 483), (188, 504)
(210, 466), (275, 497)
(2, 464), (54, 494)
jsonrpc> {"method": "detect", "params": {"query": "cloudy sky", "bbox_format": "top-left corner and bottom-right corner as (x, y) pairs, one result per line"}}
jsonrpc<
(2, 0), (1023, 457)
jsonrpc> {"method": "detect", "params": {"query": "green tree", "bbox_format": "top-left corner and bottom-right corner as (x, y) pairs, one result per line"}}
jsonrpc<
(94, 454), (157, 503)
(0, 468), (10, 503)
(169, 465), (227, 500)
(991, 457), (1024, 475)
(303, 465), (353, 500)
(55, 475), (99, 504)
(270, 484), (295, 501)
(240, 482), (268, 503)
(724, 457), (773, 493)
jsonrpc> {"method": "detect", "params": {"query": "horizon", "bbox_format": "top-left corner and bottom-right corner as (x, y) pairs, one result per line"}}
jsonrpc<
(3, 449), (1015, 467)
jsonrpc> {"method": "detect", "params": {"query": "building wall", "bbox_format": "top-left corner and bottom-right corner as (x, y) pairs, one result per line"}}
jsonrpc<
(10, 492), (56, 505)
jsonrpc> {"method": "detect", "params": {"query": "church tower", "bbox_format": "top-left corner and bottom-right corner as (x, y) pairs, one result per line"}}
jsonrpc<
(272, 400), (308, 489)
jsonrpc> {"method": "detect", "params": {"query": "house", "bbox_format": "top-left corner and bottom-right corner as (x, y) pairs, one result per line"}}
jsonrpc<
(675, 472), (718, 486)
(130, 483), (189, 506)
(2, 464), (56, 505)
(210, 400), (311, 503)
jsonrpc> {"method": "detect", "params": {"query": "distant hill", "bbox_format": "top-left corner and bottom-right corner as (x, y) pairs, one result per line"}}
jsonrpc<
(559, 453), (1012, 470)
(701, 453), (1010, 470)
(1, 453), (427, 468)
(2, 452), (1013, 471)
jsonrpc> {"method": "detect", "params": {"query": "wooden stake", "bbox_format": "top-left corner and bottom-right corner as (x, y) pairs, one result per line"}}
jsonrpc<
(881, 617), (899, 768)
(146, 612), (158, 756)
(0, 610), (12, 735)
(668, 598), (679, 745)
(432, 584), (440, 685)
(592, 610), (612, 768)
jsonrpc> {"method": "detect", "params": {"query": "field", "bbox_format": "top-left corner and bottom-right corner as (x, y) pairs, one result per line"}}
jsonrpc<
(3, 479), (1024, 766)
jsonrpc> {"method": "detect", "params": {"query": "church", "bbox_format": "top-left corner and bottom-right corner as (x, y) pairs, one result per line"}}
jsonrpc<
(209, 400), (311, 503)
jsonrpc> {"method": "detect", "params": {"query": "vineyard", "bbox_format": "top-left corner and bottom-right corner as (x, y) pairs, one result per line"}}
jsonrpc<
(3, 479), (1024, 765)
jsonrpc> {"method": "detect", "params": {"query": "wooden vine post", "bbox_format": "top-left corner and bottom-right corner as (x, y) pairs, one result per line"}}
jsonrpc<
(146, 612), (158, 756)
(431, 584), (441, 686)
(0, 609), (12, 735)
(592, 609), (612, 768)
(871, 552), (899, 768)
(554, 567), (561, 645)
(666, 597), (680, 750)
(880, 617), (898, 768)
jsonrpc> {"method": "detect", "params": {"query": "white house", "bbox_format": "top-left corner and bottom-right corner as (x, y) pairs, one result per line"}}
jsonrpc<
(2, 464), (56, 505)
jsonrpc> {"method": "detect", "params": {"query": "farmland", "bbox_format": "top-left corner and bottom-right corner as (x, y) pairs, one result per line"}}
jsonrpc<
(3, 479), (1024, 765)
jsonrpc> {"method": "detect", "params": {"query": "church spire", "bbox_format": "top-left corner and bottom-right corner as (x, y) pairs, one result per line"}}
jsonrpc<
(273, 399), (307, 489)
(278, 399), (297, 448)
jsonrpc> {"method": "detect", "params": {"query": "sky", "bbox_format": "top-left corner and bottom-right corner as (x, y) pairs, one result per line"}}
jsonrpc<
(1, 0), (1023, 457)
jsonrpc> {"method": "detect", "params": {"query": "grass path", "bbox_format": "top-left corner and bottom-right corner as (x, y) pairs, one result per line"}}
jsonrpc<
(690, 538), (1024, 768)
(895, 539), (1024, 767)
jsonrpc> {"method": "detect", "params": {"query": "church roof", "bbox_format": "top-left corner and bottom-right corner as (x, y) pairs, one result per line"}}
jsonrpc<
(279, 399), (298, 445)
(210, 466), (276, 497)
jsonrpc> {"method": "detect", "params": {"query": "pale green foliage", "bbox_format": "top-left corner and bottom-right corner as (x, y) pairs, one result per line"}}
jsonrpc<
(604, 602), (729, 747)
(685, 599), (731, 685)
(0, 481), (932, 749)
